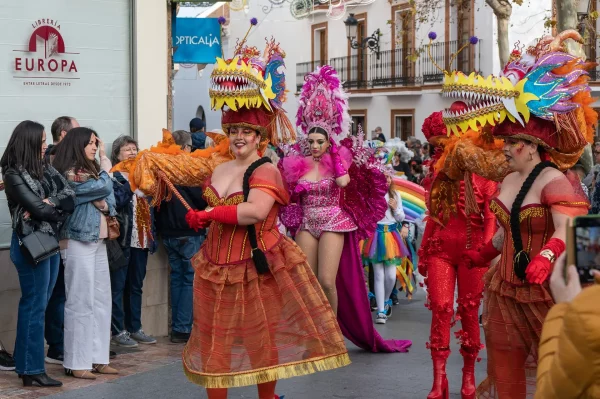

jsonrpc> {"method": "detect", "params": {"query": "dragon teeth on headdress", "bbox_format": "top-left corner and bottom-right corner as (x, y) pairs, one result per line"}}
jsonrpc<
(439, 29), (594, 137)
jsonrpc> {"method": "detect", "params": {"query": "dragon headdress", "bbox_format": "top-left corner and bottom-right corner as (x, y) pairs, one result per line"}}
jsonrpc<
(209, 18), (295, 147)
(434, 30), (597, 169)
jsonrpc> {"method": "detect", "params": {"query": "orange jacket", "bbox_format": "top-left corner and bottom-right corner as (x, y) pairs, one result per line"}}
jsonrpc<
(535, 283), (600, 398)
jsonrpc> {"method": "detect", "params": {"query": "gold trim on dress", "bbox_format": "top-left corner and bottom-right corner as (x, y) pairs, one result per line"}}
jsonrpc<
(553, 201), (590, 207)
(240, 231), (249, 260)
(226, 225), (237, 263)
(204, 186), (244, 206)
(489, 201), (508, 225)
(250, 183), (281, 195)
(489, 200), (546, 224)
(182, 351), (351, 389)
(520, 206), (545, 222)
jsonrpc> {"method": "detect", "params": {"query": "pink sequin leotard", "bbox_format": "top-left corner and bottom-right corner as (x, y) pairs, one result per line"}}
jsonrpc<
(298, 177), (357, 238)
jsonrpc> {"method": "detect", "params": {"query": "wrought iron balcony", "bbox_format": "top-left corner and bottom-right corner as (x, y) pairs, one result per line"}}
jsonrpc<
(295, 40), (482, 92)
(296, 60), (323, 92)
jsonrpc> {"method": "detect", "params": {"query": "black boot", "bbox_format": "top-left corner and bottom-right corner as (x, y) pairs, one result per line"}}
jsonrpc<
(22, 373), (63, 387)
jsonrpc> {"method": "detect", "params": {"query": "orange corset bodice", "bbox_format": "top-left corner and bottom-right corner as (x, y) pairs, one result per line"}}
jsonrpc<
(202, 185), (282, 265)
(489, 198), (555, 286)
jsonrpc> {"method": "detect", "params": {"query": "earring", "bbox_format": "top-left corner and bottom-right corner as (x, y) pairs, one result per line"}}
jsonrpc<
(229, 148), (234, 158)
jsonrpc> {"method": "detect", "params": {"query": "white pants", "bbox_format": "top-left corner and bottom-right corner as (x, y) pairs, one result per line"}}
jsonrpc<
(63, 239), (111, 370)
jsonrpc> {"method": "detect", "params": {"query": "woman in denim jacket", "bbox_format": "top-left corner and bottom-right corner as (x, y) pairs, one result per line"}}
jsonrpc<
(1, 121), (75, 387)
(53, 128), (118, 379)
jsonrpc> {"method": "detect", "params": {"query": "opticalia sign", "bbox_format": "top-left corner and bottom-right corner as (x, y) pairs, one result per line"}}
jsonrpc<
(13, 19), (79, 84)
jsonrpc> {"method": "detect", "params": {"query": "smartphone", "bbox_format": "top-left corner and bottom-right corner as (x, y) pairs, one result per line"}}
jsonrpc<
(570, 215), (600, 284)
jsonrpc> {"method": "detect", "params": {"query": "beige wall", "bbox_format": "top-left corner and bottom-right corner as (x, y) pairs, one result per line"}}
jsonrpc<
(131, 0), (170, 338)
(133, 0), (169, 150)
(0, 1), (171, 352)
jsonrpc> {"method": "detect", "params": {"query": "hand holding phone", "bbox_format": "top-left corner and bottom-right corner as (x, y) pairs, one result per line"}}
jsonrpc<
(568, 215), (600, 284)
(550, 252), (582, 303)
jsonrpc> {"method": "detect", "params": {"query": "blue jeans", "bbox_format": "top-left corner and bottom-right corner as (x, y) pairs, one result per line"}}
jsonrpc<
(10, 232), (59, 375)
(44, 258), (65, 358)
(110, 247), (148, 335)
(163, 236), (203, 334)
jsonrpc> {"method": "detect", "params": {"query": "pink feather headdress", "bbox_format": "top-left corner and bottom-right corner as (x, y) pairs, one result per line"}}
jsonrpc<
(296, 65), (350, 143)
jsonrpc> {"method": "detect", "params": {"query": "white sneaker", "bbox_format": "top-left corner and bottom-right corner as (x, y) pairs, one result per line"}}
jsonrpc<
(375, 312), (387, 324)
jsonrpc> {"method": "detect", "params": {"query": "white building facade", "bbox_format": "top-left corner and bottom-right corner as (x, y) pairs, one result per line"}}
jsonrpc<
(174, 0), (496, 141)
(0, 0), (171, 346)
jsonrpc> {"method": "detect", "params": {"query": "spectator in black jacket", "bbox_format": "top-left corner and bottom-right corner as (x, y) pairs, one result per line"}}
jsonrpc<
(2, 121), (75, 387)
(44, 116), (79, 163)
(155, 130), (207, 343)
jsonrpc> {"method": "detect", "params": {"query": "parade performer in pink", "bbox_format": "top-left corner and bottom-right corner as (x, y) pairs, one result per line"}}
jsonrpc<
(278, 65), (411, 353)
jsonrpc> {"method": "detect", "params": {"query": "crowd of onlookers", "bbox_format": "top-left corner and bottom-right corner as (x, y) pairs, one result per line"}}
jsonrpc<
(0, 116), (209, 387)
(370, 126), (430, 185)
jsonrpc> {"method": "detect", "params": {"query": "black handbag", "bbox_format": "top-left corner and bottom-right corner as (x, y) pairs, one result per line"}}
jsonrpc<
(19, 231), (60, 266)
(106, 239), (128, 272)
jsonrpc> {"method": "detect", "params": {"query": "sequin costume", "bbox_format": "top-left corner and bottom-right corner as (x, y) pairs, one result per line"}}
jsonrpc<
(279, 66), (412, 353)
(476, 179), (587, 398)
(418, 112), (498, 399)
(298, 177), (357, 238)
(113, 28), (351, 394)
(430, 30), (597, 398)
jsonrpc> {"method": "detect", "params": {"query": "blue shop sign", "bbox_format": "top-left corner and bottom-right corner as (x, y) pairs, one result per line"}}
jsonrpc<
(173, 18), (221, 64)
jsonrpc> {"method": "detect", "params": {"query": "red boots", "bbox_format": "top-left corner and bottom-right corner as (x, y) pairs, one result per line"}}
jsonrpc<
(427, 349), (449, 399)
(461, 350), (478, 399)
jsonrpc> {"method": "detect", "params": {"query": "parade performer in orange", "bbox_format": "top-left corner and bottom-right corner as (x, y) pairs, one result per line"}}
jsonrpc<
(418, 110), (499, 399)
(113, 19), (350, 399)
(432, 30), (595, 398)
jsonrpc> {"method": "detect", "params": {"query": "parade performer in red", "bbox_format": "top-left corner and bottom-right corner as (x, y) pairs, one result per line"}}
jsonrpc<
(113, 20), (350, 399)
(419, 111), (500, 399)
(434, 30), (595, 398)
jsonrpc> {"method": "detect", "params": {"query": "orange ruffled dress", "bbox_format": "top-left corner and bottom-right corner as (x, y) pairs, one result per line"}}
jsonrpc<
(117, 146), (350, 388)
(477, 174), (588, 399)
(179, 163), (348, 388)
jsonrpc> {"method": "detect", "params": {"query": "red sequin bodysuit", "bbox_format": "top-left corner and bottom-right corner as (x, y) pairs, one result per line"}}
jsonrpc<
(419, 170), (497, 397)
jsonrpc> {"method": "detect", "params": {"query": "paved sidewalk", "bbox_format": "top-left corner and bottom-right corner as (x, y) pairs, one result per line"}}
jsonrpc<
(1, 290), (488, 399)
(0, 338), (184, 399)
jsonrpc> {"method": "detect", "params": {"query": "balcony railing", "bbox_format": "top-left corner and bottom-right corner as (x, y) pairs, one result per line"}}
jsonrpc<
(295, 40), (482, 92)
(296, 60), (323, 92)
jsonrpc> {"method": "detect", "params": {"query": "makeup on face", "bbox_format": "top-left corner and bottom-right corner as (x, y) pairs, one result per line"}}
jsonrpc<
(308, 132), (328, 158)
(228, 126), (259, 157)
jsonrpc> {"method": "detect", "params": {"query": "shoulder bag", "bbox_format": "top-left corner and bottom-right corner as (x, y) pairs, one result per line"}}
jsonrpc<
(19, 231), (60, 266)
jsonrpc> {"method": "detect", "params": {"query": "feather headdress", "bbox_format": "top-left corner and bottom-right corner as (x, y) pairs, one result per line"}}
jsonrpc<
(296, 65), (350, 143)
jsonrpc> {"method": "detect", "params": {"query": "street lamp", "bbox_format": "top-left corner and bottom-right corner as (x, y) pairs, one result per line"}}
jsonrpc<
(344, 13), (381, 59)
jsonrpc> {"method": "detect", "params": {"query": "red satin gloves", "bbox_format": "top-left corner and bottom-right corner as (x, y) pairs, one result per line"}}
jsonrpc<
(463, 240), (500, 269)
(525, 238), (565, 285)
(185, 205), (239, 231)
